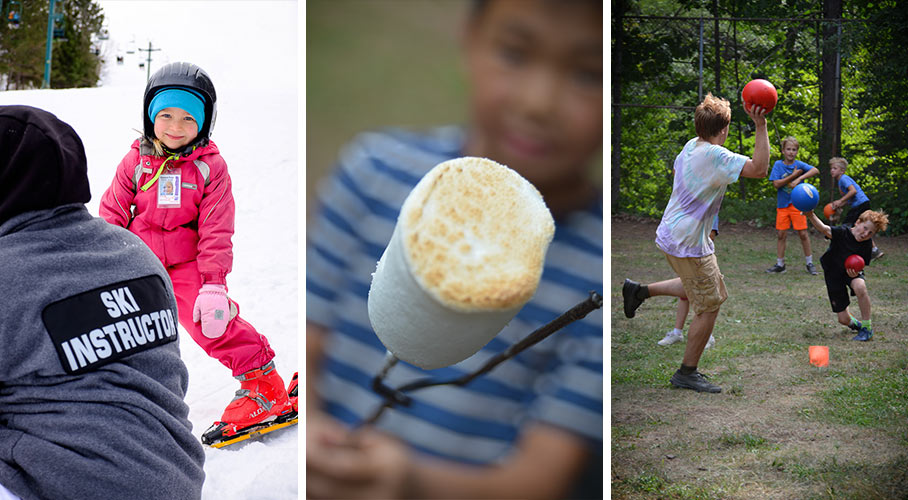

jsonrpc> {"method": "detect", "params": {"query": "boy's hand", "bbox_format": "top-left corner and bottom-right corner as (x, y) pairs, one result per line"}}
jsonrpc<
(744, 104), (768, 125)
(846, 268), (859, 278)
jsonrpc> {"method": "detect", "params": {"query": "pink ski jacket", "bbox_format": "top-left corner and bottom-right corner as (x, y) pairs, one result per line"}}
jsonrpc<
(100, 139), (235, 285)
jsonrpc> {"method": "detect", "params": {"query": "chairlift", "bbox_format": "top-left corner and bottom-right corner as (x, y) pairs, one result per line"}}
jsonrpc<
(52, 12), (65, 39)
(4, 0), (21, 26)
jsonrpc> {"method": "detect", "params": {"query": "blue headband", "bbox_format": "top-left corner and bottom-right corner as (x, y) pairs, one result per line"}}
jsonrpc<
(148, 88), (205, 132)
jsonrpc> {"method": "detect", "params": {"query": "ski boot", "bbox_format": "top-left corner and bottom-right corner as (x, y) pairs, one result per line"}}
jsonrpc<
(287, 372), (298, 413)
(202, 361), (297, 447)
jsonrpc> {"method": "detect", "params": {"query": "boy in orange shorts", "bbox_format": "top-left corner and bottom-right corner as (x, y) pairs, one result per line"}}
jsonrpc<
(766, 136), (819, 274)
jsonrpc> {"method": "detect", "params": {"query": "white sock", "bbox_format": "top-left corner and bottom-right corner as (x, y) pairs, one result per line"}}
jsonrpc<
(805, 255), (813, 265)
(671, 328), (683, 336)
(777, 258), (784, 266)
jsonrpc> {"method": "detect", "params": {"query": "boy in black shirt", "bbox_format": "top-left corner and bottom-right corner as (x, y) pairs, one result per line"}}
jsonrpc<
(805, 209), (889, 341)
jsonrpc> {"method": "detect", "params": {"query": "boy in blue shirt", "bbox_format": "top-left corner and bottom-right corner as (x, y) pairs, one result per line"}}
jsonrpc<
(829, 156), (884, 260)
(766, 136), (820, 274)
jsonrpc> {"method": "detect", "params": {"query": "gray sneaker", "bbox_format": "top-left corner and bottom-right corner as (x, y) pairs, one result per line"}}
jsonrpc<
(670, 370), (721, 393)
(871, 247), (885, 261)
(806, 262), (818, 275)
(766, 263), (786, 273)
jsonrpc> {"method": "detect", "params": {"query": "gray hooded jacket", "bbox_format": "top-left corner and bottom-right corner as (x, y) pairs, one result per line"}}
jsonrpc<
(0, 106), (205, 500)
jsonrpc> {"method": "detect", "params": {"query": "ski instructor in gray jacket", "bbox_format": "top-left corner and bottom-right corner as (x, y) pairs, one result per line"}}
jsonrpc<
(0, 105), (205, 500)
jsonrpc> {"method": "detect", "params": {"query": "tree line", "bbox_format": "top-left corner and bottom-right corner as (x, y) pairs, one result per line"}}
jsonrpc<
(0, 0), (105, 90)
(613, 0), (908, 235)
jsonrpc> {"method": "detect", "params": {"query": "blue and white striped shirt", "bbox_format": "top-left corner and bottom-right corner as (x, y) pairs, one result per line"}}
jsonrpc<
(307, 126), (603, 464)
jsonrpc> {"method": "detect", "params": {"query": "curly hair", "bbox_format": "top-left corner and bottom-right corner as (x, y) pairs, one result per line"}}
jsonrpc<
(694, 93), (731, 140)
(858, 210), (889, 233)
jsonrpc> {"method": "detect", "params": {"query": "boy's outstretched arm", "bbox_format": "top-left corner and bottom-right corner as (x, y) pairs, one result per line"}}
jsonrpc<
(805, 210), (832, 238)
(740, 105), (770, 178)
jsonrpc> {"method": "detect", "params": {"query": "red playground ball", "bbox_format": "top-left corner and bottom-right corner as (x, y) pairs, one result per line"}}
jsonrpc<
(845, 254), (865, 273)
(823, 203), (835, 219)
(742, 79), (778, 113)
(790, 183), (819, 211)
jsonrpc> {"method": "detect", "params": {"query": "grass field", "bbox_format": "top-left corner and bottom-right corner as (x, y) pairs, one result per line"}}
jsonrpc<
(611, 215), (908, 500)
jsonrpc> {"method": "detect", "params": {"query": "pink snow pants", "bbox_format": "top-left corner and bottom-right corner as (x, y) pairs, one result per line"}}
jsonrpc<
(168, 261), (275, 376)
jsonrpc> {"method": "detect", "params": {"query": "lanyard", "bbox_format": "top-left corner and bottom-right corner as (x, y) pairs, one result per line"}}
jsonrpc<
(140, 152), (180, 192)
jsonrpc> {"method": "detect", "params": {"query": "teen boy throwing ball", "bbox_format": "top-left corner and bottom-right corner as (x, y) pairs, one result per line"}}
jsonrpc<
(805, 208), (888, 341)
(623, 93), (769, 393)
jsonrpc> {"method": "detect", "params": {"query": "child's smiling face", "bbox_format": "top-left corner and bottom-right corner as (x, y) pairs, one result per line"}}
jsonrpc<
(463, 0), (602, 189)
(154, 107), (199, 150)
(851, 220), (877, 242)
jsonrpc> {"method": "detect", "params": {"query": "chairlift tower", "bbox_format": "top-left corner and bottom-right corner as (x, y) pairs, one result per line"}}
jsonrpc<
(42, 0), (56, 88)
(138, 41), (161, 81)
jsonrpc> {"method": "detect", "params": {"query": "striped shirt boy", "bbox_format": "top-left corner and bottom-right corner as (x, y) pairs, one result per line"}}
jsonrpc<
(307, 126), (603, 464)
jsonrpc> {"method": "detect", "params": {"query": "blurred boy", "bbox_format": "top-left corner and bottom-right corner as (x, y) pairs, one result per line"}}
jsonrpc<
(766, 136), (820, 274)
(306, 1), (602, 498)
(623, 93), (769, 393)
(829, 156), (884, 260)
(805, 208), (888, 341)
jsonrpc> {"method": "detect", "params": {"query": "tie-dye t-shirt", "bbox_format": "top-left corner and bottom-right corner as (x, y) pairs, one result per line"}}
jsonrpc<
(655, 138), (748, 258)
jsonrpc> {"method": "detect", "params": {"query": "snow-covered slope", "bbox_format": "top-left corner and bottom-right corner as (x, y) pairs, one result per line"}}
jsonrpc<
(0, 2), (299, 498)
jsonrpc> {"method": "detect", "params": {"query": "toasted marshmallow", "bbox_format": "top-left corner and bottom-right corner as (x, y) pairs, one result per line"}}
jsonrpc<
(367, 157), (555, 369)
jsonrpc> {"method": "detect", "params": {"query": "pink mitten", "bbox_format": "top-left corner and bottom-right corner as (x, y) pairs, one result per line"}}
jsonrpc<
(193, 284), (229, 338)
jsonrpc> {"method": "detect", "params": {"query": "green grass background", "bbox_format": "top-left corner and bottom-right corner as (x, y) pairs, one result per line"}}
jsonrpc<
(306, 0), (471, 219)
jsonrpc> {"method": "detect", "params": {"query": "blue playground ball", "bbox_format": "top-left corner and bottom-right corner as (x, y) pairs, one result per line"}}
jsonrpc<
(791, 183), (820, 211)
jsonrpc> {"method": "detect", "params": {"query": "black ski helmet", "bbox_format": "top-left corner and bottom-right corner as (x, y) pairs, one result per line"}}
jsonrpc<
(143, 62), (217, 149)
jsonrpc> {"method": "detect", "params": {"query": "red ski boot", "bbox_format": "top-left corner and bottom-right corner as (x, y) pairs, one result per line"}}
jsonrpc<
(202, 361), (297, 447)
(287, 372), (298, 413)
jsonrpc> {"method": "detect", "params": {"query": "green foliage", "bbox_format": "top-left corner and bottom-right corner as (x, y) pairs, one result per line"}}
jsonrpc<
(0, 0), (104, 89)
(614, 1), (908, 234)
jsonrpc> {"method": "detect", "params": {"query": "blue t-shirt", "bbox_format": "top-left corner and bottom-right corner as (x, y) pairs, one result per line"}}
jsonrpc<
(770, 159), (817, 208)
(655, 138), (746, 258)
(307, 126), (603, 464)
(837, 174), (870, 207)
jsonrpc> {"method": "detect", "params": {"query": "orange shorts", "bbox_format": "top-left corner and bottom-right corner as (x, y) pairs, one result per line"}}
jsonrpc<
(776, 204), (808, 231)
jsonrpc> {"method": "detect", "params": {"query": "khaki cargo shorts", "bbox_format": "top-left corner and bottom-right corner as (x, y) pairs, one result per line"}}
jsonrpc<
(663, 252), (728, 315)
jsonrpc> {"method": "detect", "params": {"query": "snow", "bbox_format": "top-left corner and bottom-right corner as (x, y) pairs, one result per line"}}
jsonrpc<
(0, 2), (300, 498)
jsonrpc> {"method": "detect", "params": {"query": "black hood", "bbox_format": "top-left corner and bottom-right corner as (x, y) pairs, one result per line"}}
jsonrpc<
(0, 105), (91, 225)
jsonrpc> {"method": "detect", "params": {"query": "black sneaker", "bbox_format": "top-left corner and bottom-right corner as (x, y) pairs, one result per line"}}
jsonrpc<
(622, 279), (645, 318)
(765, 263), (786, 273)
(871, 248), (885, 261)
(806, 262), (818, 275)
(670, 370), (722, 393)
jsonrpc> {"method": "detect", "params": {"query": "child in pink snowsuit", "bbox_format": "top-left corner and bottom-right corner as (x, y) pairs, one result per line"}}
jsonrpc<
(100, 62), (296, 444)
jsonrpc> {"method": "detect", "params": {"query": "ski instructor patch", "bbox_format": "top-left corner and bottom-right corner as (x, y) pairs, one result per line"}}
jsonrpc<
(42, 275), (178, 375)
